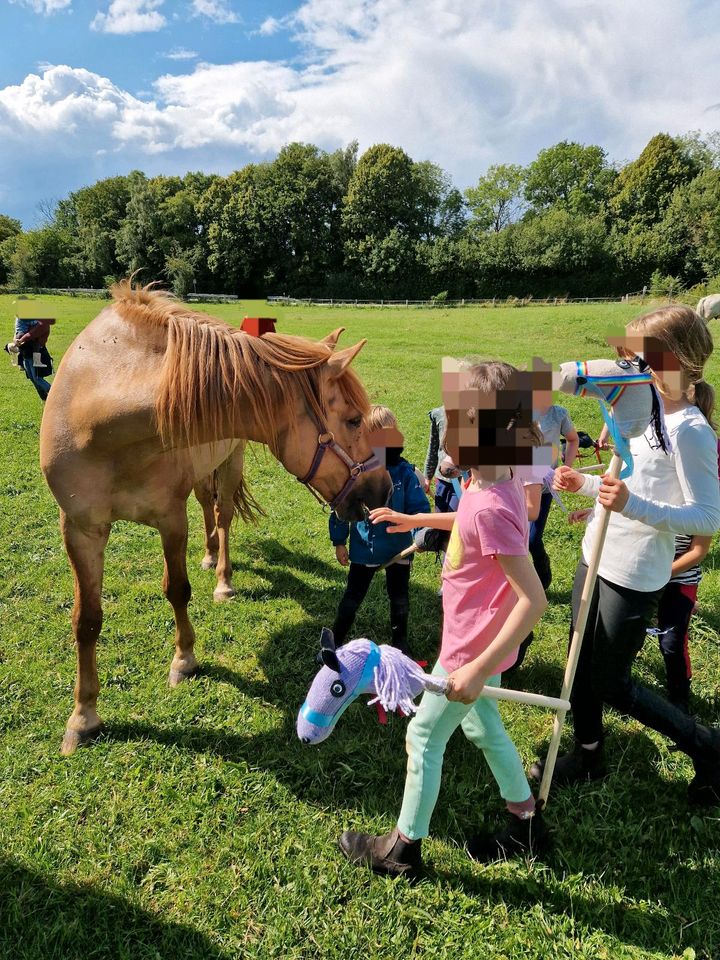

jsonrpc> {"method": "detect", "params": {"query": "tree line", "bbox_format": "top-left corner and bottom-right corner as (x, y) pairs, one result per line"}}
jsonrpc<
(2, 132), (720, 299)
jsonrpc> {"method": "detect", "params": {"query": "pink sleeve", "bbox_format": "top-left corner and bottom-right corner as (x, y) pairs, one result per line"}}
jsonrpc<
(474, 505), (527, 557)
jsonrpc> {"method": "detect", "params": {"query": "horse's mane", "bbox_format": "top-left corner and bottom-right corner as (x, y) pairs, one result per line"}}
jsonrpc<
(110, 280), (371, 456)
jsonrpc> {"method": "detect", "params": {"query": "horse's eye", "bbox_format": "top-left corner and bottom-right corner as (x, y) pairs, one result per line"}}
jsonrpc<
(347, 416), (362, 429)
(330, 680), (346, 698)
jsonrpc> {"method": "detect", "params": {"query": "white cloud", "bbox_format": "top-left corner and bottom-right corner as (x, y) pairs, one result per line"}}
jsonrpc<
(258, 16), (282, 36)
(164, 47), (199, 60)
(10, 0), (71, 12)
(4, 0), (720, 223)
(91, 0), (166, 34)
(190, 0), (238, 24)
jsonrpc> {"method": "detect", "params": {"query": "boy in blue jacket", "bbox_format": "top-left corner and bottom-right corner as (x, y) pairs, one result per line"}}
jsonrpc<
(330, 405), (429, 655)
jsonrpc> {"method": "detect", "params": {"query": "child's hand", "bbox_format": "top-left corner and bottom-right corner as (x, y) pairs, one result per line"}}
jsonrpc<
(422, 476), (431, 493)
(368, 508), (414, 533)
(335, 545), (349, 566)
(438, 457), (462, 479)
(445, 663), (487, 704)
(568, 508), (593, 524)
(598, 475), (629, 512)
(553, 465), (584, 493)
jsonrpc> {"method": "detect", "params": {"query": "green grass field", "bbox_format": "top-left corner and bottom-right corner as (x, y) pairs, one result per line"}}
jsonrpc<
(1, 295), (719, 960)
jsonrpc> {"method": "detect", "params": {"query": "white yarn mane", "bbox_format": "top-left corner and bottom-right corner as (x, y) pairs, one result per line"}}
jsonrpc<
(342, 638), (430, 716)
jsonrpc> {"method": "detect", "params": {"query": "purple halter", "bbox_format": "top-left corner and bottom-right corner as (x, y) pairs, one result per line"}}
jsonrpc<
(297, 411), (382, 511)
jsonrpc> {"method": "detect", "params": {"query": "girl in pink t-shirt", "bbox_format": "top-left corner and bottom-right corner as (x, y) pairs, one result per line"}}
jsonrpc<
(338, 361), (550, 879)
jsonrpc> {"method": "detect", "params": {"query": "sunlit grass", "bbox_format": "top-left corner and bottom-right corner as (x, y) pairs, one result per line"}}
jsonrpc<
(0, 294), (718, 959)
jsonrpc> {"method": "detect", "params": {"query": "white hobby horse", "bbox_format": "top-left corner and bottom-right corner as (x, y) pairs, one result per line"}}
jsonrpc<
(696, 295), (720, 321)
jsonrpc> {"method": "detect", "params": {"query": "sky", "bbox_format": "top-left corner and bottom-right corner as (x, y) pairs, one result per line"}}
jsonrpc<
(2, 0), (720, 227)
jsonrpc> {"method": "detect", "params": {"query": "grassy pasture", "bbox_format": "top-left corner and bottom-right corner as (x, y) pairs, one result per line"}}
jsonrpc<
(0, 295), (719, 960)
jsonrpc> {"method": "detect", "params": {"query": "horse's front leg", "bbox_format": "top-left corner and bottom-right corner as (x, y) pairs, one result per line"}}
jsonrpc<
(212, 446), (245, 602)
(60, 512), (111, 755)
(158, 506), (200, 686)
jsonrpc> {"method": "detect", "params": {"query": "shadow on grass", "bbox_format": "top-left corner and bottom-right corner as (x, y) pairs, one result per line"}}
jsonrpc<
(0, 858), (227, 960)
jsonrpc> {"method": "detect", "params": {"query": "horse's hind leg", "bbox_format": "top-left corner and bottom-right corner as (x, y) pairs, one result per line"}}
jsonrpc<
(159, 507), (200, 686)
(60, 513), (110, 755)
(213, 446), (245, 602)
(193, 474), (219, 570)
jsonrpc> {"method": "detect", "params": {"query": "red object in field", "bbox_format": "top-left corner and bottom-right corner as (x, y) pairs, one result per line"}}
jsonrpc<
(241, 317), (277, 337)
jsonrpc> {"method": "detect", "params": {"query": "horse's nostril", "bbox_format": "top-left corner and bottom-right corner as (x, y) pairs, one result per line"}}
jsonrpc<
(301, 737), (311, 744)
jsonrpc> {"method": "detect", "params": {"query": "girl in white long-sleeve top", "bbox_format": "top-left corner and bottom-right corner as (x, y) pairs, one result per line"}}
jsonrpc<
(533, 305), (720, 807)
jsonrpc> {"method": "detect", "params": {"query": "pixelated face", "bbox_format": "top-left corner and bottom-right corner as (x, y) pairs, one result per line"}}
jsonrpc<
(368, 425), (404, 470)
(441, 358), (552, 471)
(607, 333), (687, 396)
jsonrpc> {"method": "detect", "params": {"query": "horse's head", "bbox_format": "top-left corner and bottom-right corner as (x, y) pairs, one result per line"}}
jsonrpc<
(297, 629), (380, 744)
(293, 335), (391, 522)
(557, 358), (655, 440)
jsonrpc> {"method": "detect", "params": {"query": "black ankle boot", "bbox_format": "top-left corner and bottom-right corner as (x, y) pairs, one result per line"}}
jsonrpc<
(467, 808), (550, 862)
(688, 727), (720, 807)
(530, 740), (606, 786)
(338, 827), (422, 878)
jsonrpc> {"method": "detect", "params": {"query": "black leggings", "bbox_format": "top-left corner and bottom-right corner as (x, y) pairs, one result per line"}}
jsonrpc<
(333, 562), (411, 652)
(569, 561), (709, 760)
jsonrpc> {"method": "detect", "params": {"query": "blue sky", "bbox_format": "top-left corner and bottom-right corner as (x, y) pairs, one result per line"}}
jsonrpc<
(2, 0), (720, 227)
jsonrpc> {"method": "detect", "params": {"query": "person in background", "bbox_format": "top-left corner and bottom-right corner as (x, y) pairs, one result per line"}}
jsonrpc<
(8, 314), (55, 402)
(329, 405), (429, 656)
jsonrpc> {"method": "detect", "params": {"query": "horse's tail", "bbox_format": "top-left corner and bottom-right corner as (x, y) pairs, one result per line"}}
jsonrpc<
(230, 472), (266, 525)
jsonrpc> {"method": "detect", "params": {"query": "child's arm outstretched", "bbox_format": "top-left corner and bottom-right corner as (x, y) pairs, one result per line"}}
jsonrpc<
(596, 424), (720, 536)
(446, 555), (548, 704)
(369, 507), (456, 533)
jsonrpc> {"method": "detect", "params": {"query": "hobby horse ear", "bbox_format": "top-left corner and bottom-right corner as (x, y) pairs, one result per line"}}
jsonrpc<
(319, 627), (340, 672)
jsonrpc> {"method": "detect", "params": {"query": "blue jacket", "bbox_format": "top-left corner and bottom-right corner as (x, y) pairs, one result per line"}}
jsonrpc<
(329, 458), (430, 566)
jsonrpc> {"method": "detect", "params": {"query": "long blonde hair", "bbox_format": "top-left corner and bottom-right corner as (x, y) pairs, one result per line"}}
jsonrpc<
(626, 305), (716, 430)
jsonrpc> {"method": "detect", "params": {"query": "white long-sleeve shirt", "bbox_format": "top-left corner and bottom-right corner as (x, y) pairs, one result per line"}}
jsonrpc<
(578, 404), (720, 592)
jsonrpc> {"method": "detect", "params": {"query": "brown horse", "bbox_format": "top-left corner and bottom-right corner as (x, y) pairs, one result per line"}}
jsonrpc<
(40, 281), (390, 755)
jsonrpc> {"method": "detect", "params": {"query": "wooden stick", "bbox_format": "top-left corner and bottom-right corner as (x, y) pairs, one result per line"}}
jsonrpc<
(481, 686), (570, 711)
(423, 677), (570, 711)
(377, 543), (418, 571)
(538, 451), (623, 808)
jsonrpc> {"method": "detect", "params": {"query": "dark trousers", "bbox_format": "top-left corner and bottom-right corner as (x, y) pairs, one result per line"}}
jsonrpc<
(333, 562), (411, 653)
(21, 356), (51, 401)
(657, 581), (696, 708)
(569, 561), (711, 761)
(529, 490), (553, 590)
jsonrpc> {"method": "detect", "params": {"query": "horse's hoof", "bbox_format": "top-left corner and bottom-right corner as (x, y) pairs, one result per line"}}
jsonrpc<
(213, 586), (236, 602)
(201, 556), (218, 570)
(168, 665), (200, 687)
(61, 724), (102, 756)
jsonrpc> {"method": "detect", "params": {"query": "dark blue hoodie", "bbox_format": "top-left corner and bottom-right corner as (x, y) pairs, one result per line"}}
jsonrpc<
(329, 455), (429, 566)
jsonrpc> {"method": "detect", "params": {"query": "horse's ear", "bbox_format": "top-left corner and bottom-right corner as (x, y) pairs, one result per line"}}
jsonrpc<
(326, 341), (366, 379)
(319, 627), (340, 672)
(320, 327), (345, 350)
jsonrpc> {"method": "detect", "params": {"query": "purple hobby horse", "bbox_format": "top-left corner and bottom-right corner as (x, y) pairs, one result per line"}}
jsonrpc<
(297, 628), (569, 745)
(297, 628), (443, 745)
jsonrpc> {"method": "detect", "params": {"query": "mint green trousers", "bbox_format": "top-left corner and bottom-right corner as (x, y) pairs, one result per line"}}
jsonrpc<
(397, 663), (532, 840)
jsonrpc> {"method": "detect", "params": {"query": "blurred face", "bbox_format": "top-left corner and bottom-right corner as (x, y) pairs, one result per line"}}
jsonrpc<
(608, 333), (687, 399)
(442, 358), (552, 474)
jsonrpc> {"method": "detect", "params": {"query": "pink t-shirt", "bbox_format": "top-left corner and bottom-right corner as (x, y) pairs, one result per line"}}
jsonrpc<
(439, 475), (529, 674)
